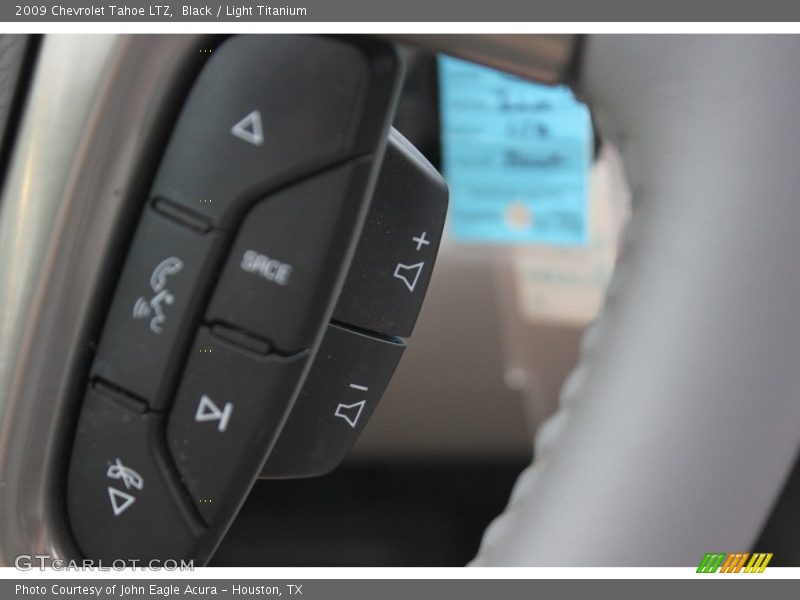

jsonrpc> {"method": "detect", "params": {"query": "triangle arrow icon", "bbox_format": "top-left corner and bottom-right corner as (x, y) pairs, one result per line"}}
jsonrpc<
(195, 395), (233, 432)
(231, 110), (264, 146)
(108, 487), (136, 517)
(195, 394), (223, 421)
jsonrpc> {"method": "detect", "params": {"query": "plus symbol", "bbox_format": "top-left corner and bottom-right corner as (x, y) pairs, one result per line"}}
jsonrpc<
(412, 232), (430, 251)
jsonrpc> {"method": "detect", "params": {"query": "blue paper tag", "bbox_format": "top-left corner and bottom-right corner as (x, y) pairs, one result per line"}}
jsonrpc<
(438, 56), (593, 246)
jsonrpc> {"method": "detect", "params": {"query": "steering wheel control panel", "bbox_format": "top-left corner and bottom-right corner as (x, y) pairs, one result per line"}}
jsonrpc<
(65, 36), (448, 563)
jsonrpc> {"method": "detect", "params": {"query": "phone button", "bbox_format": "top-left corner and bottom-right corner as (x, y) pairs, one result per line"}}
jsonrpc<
(92, 203), (223, 409)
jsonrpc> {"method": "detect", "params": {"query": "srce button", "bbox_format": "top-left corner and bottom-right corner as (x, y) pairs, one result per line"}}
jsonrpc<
(206, 160), (372, 352)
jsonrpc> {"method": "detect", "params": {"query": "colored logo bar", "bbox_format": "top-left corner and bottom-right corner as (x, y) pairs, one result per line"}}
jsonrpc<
(697, 552), (773, 573)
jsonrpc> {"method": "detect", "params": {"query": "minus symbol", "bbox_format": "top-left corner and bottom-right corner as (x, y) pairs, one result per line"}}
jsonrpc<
(350, 383), (368, 391)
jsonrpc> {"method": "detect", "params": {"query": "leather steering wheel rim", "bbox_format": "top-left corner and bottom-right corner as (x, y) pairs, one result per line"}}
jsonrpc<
(472, 35), (800, 566)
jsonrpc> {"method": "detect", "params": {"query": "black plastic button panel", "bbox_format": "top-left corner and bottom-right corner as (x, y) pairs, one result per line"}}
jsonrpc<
(206, 160), (372, 353)
(334, 128), (448, 338)
(92, 204), (223, 409)
(261, 128), (448, 479)
(67, 385), (201, 562)
(168, 327), (308, 524)
(150, 35), (398, 230)
(263, 323), (405, 478)
(68, 34), (403, 563)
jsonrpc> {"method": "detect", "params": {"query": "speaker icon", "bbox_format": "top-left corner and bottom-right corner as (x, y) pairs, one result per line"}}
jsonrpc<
(393, 262), (424, 292)
(334, 400), (367, 428)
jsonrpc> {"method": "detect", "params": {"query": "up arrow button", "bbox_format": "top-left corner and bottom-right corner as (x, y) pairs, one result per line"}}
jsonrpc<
(149, 35), (401, 230)
(231, 110), (264, 146)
